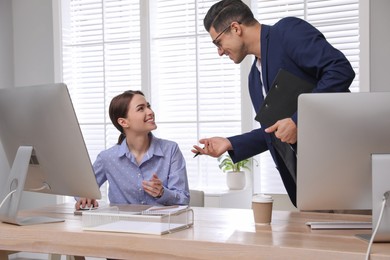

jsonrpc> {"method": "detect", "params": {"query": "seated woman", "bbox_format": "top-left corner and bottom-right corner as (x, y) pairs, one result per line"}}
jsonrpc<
(76, 90), (189, 209)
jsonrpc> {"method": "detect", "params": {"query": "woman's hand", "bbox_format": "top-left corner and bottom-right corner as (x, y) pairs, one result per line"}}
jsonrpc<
(75, 197), (99, 210)
(142, 173), (164, 198)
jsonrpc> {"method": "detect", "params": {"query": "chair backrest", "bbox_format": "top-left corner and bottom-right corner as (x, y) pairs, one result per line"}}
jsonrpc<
(189, 190), (204, 207)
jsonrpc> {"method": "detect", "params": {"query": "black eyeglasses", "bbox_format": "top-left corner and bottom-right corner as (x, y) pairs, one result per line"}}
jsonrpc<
(212, 21), (241, 48)
(212, 24), (232, 48)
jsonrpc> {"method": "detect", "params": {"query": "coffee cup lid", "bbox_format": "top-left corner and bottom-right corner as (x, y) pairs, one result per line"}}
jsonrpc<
(252, 194), (273, 203)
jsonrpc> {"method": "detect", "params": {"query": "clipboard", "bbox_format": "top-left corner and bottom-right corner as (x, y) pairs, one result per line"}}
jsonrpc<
(255, 69), (315, 127)
(255, 69), (315, 185)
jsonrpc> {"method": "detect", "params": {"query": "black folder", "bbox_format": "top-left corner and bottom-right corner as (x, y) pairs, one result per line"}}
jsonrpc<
(255, 69), (315, 127)
(255, 69), (315, 184)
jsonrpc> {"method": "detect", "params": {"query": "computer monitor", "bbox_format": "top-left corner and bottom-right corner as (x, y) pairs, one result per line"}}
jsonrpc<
(0, 83), (101, 225)
(297, 92), (390, 241)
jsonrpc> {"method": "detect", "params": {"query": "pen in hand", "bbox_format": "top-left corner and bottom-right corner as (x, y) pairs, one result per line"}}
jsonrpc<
(193, 146), (205, 158)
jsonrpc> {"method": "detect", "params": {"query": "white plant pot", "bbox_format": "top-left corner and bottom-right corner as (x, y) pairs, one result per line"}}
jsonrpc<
(226, 171), (246, 190)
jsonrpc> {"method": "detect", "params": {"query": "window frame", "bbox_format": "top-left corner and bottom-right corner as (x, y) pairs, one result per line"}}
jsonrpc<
(54, 0), (359, 202)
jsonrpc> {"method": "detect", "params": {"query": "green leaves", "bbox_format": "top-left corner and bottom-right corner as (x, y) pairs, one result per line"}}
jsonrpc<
(218, 154), (251, 173)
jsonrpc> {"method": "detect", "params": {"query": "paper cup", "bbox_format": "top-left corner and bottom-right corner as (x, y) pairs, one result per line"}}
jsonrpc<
(252, 194), (273, 225)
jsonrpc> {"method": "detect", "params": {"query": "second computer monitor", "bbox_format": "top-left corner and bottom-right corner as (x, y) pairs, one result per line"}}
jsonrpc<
(297, 92), (390, 211)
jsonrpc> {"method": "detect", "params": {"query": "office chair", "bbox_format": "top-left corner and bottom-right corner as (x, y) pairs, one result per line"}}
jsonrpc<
(189, 190), (205, 207)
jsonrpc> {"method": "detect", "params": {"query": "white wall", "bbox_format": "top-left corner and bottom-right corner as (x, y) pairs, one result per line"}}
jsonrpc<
(0, 0), (14, 90)
(0, 0), (57, 210)
(13, 0), (55, 87)
(369, 0), (390, 92)
(0, 0), (14, 185)
(14, 0), (57, 209)
(360, 0), (390, 92)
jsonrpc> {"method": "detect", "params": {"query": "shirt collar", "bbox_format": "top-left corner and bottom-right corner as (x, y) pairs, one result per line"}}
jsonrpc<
(117, 133), (164, 159)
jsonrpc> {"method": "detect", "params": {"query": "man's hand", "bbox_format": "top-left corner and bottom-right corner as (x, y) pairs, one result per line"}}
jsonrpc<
(192, 137), (233, 158)
(265, 118), (297, 144)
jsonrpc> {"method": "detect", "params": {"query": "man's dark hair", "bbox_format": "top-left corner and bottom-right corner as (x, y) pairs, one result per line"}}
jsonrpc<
(203, 0), (256, 33)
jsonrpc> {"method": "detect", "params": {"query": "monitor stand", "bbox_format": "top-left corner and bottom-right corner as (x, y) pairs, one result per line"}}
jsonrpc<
(354, 154), (390, 243)
(357, 154), (390, 243)
(356, 234), (371, 242)
(0, 146), (64, 225)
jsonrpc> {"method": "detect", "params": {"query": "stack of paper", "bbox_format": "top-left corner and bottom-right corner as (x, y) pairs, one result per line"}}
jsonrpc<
(141, 205), (189, 215)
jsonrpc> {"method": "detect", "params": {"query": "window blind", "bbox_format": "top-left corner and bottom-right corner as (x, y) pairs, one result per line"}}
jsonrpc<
(61, 0), (142, 202)
(150, 0), (242, 189)
(60, 0), (360, 201)
(253, 0), (359, 91)
(61, 0), (243, 203)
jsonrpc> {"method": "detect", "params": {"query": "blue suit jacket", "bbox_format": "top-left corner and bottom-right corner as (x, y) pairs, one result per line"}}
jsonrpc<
(227, 17), (355, 206)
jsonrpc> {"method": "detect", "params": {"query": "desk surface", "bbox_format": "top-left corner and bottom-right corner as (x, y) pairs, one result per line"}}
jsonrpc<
(0, 204), (389, 260)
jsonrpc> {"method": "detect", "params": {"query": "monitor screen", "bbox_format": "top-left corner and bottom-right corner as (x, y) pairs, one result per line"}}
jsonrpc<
(0, 83), (101, 225)
(297, 92), (390, 211)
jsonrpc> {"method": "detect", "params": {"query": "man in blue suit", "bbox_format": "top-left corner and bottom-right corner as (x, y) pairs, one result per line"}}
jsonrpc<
(192, 0), (355, 206)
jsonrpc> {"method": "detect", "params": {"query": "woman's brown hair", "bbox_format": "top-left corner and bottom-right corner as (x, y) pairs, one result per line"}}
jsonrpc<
(109, 90), (144, 144)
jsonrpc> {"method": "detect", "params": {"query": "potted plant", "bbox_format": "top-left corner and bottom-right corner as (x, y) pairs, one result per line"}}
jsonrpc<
(218, 154), (251, 190)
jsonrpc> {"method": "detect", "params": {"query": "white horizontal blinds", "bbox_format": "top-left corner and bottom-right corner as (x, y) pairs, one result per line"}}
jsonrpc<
(255, 0), (359, 91)
(306, 0), (360, 91)
(253, 0), (305, 194)
(102, 0), (142, 147)
(62, 0), (142, 157)
(253, 0), (359, 194)
(197, 0), (241, 189)
(149, 0), (199, 187)
(62, 0), (105, 165)
(255, 0), (305, 22)
(150, 0), (197, 124)
(61, 0), (105, 202)
(150, 0), (242, 189)
(198, 36), (241, 121)
(198, 0), (241, 124)
(61, 0), (142, 202)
